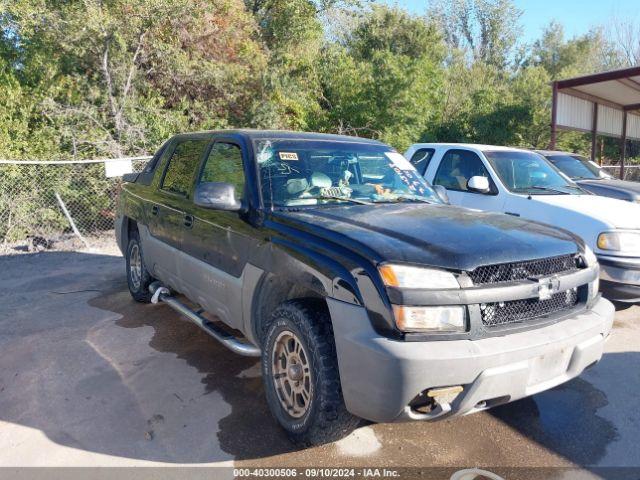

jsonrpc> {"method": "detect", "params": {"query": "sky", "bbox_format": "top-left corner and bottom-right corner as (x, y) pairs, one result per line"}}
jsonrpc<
(382, 0), (640, 44)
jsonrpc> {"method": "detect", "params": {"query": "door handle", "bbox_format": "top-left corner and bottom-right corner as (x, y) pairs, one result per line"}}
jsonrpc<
(184, 214), (194, 228)
(151, 205), (159, 216)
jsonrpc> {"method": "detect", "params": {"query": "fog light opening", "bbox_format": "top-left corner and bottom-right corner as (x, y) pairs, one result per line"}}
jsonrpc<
(410, 386), (464, 414)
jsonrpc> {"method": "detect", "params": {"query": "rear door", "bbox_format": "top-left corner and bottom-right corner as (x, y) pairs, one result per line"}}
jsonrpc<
(179, 139), (257, 328)
(430, 149), (505, 211)
(147, 137), (209, 287)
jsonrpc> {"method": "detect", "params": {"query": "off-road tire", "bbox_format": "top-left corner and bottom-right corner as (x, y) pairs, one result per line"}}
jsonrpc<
(262, 299), (360, 447)
(126, 229), (154, 303)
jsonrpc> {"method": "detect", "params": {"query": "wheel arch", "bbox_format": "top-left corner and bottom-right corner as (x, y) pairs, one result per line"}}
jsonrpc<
(120, 216), (139, 252)
(245, 239), (368, 346)
(249, 273), (326, 347)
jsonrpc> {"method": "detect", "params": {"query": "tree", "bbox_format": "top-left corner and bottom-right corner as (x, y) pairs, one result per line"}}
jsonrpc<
(313, 6), (446, 150)
(526, 22), (622, 79)
(428, 0), (522, 69)
(2, 0), (268, 158)
(607, 15), (640, 67)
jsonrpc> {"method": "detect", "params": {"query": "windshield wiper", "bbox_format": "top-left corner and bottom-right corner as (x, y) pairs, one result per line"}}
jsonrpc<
(521, 185), (572, 195)
(394, 194), (434, 204)
(317, 194), (372, 205)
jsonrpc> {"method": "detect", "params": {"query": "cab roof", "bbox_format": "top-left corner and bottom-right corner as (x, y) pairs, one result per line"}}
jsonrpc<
(171, 129), (387, 145)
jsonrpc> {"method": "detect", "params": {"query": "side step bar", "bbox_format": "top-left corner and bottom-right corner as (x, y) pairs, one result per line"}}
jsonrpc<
(149, 282), (261, 357)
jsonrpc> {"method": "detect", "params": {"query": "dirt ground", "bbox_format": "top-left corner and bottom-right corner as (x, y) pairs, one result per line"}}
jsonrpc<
(0, 249), (638, 477)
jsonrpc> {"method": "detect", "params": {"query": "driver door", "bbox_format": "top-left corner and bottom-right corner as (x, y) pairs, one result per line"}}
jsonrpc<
(431, 149), (505, 212)
(179, 140), (256, 330)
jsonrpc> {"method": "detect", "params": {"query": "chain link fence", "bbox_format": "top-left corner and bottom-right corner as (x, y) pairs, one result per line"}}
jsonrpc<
(601, 165), (640, 182)
(1, 157), (639, 255)
(0, 157), (150, 254)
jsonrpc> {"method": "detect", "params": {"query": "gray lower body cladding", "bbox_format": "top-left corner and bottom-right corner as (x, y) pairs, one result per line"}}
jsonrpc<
(328, 296), (614, 424)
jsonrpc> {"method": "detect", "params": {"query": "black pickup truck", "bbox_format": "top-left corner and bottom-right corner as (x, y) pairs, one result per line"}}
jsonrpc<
(116, 130), (613, 446)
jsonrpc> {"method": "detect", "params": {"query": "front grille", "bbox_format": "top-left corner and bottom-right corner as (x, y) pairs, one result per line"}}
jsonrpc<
(480, 288), (579, 327)
(469, 254), (579, 286)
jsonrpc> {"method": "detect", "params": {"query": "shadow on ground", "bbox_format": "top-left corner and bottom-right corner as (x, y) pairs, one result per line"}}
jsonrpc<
(0, 251), (637, 468)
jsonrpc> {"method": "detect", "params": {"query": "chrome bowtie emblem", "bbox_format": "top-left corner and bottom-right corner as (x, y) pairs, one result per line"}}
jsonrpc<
(537, 276), (560, 300)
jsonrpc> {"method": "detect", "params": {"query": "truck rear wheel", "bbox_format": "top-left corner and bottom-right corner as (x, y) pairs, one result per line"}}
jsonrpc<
(126, 229), (154, 303)
(262, 300), (359, 447)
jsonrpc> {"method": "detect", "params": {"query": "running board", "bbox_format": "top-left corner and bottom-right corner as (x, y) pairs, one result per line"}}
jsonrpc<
(149, 282), (261, 357)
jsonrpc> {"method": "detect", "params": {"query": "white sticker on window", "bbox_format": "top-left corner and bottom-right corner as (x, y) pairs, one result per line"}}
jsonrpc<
(279, 152), (298, 161)
(385, 152), (414, 171)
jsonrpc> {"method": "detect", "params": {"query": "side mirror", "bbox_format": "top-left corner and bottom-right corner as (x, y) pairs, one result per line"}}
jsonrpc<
(194, 182), (242, 211)
(433, 185), (450, 204)
(467, 176), (491, 194)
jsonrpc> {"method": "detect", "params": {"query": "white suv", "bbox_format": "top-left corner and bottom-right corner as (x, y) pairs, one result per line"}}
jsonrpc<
(405, 143), (640, 304)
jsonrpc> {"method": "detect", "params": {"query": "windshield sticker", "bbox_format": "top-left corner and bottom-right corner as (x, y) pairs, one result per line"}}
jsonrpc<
(279, 152), (299, 161)
(392, 166), (427, 194)
(384, 152), (414, 171)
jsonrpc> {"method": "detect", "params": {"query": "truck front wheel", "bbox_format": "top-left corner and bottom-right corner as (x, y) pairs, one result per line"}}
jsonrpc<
(262, 300), (359, 447)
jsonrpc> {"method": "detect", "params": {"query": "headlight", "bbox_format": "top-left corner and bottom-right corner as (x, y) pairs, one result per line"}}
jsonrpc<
(379, 264), (460, 289)
(597, 231), (640, 255)
(393, 305), (466, 333)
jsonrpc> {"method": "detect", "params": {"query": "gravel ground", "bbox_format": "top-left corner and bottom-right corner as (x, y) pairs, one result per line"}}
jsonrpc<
(0, 250), (638, 478)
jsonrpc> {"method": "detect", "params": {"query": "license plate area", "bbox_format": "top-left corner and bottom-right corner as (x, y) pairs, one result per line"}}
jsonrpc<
(528, 347), (572, 386)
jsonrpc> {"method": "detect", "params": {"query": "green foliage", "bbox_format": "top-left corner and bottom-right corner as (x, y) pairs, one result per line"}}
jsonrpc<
(312, 6), (446, 150)
(1, 0), (631, 160)
(428, 0), (523, 69)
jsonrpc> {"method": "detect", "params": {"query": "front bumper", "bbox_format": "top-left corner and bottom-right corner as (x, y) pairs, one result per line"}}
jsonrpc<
(598, 254), (640, 303)
(328, 296), (614, 423)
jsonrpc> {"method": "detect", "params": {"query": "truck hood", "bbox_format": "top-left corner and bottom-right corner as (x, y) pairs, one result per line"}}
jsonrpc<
(273, 203), (581, 272)
(577, 178), (640, 199)
(531, 194), (640, 229)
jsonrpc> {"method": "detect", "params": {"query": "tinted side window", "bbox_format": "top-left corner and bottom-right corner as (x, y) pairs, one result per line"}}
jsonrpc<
(161, 140), (208, 196)
(433, 149), (492, 192)
(409, 148), (435, 176)
(200, 143), (245, 197)
(144, 141), (169, 174)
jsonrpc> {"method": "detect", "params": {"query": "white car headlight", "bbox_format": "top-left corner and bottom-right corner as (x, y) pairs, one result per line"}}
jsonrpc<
(378, 264), (460, 289)
(597, 231), (640, 256)
(393, 305), (466, 333)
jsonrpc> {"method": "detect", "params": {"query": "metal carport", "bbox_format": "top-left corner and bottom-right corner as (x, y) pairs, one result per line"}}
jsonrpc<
(550, 66), (640, 178)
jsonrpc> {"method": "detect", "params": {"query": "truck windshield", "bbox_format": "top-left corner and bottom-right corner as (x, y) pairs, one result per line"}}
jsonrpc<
(546, 154), (610, 180)
(485, 151), (583, 195)
(255, 139), (442, 207)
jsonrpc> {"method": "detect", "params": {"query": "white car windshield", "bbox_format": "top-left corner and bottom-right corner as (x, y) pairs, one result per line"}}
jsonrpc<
(255, 139), (442, 207)
(485, 151), (584, 195)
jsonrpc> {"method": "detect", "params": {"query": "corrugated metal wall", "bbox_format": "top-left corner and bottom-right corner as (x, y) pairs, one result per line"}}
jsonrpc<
(557, 93), (592, 131)
(597, 105), (624, 137)
(628, 113), (640, 141)
(557, 92), (639, 140)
